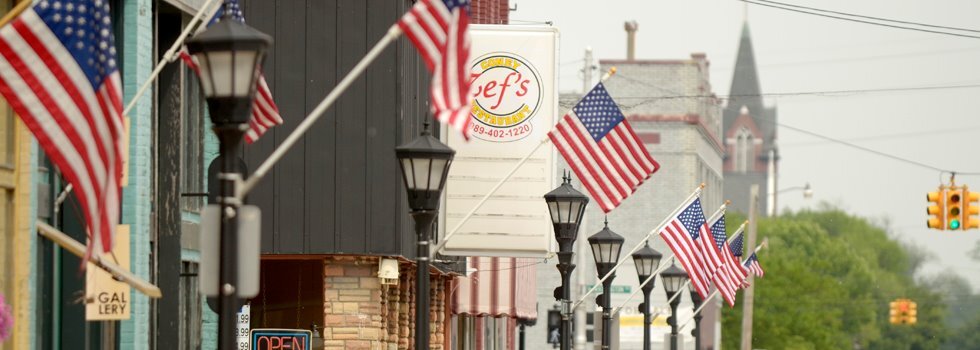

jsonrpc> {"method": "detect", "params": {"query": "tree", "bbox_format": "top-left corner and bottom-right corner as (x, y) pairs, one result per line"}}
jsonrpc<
(722, 206), (947, 349)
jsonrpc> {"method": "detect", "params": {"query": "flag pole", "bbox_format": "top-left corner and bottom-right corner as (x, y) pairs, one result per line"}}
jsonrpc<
(612, 219), (747, 315)
(680, 289), (719, 329)
(37, 221), (162, 298)
(572, 184), (705, 311)
(121, 0), (223, 117)
(705, 200), (731, 224)
(0, 0), (30, 28)
(431, 67), (619, 256)
(678, 242), (765, 329)
(239, 24), (404, 197)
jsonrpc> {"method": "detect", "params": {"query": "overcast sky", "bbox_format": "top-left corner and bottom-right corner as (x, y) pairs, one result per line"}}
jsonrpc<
(516, 0), (980, 290)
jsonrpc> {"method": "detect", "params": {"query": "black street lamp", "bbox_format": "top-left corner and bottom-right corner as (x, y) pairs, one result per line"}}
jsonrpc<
(689, 289), (703, 350)
(185, 5), (271, 349)
(632, 241), (662, 350)
(395, 122), (454, 350)
(543, 173), (588, 350)
(660, 264), (688, 350)
(588, 220), (624, 350)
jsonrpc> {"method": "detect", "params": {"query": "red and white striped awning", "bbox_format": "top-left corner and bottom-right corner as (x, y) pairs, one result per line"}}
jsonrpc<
(453, 257), (537, 320)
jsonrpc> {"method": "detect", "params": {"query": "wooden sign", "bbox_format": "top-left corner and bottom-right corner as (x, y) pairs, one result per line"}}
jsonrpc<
(85, 225), (131, 320)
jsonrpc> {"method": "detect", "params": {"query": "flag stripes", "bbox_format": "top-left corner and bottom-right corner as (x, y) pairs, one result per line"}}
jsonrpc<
(398, 0), (473, 139)
(548, 83), (659, 212)
(178, 0), (282, 144)
(0, 3), (124, 253)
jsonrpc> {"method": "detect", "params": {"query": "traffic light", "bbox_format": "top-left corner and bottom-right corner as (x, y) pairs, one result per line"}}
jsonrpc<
(906, 301), (917, 325)
(963, 188), (980, 230)
(927, 187), (946, 230)
(889, 300), (903, 324)
(890, 298), (917, 325)
(947, 188), (963, 230)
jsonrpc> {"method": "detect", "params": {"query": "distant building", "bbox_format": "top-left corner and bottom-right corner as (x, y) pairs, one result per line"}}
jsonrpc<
(529, 51), (726, 349)
(722, 22), (778, 216)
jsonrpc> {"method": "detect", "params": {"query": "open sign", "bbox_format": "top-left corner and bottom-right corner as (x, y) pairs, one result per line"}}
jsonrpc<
(250, 329), (312, 350)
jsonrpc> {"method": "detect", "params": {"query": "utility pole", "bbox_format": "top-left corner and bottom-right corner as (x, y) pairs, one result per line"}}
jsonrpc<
(582, 47), (594, 94)
(741, 185), (759, 350)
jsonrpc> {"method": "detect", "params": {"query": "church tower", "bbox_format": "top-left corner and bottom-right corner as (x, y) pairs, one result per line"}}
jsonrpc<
(723, 21), (778, 215)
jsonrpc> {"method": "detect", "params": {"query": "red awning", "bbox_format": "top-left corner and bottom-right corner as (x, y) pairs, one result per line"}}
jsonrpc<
(453, 257), (537, 320)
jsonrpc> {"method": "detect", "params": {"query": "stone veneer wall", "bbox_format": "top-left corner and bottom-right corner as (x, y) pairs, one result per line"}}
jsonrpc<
(322, 256), (452, 350)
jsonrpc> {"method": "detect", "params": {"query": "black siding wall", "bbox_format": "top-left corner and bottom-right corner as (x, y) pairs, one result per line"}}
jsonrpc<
(241, 0), (430, 257)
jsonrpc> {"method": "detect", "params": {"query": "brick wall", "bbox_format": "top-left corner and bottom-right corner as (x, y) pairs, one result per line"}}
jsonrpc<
(322, 256), (451, 350)
(470, 0), (509, 24)
(119, 0), (153, 347)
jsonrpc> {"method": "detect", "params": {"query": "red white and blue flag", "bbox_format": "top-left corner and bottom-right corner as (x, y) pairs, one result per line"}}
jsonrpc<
(178, 0), (282, 144)
(0, 0), (124, 253)
(398, 0), (473, 139)
(658, 197), (712, 299)
(729, 231), (752, 287)
(709, 214), (748, 307)
(548, 83), (659, 212)
(745, 253), (765, 278)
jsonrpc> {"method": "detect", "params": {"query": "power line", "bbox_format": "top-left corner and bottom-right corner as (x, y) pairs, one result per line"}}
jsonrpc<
(612, 83), (980, 102)
(603, 66), (980, 175)
(712, 46), (980, 71)
(781, 126), (980, 148)
(753, 0), (980, 34)
(739, 0), (980, 40)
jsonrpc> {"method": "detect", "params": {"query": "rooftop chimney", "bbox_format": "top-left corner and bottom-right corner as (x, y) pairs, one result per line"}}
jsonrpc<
(624, 20), (638, 61)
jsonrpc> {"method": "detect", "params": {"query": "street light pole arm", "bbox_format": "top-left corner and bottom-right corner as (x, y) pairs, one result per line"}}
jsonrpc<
(571, 184), (705, 311)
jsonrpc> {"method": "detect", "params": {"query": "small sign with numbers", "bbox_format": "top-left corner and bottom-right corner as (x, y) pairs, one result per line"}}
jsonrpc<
(237, 305), (250, 350)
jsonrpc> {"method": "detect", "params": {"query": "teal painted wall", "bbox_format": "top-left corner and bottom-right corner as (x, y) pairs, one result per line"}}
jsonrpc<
(119, 0), (152, 347)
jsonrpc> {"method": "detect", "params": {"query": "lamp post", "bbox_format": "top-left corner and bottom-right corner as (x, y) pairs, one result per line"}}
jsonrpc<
(185, 6), (271, 349)
(544, 173), (589, 350)
(689, 288), (703, 350)
(588, 220), (625, 350)
(771, 182), (813, 216)
(660, 264), (688, 350)
(395, 122), (455, 350)
(632, 241), (662, 350)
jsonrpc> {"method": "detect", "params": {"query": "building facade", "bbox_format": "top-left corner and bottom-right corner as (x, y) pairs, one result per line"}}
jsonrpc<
(722, 22), (778, 217)
(527, 53), (726, 350)
(0, 3), (39, 349)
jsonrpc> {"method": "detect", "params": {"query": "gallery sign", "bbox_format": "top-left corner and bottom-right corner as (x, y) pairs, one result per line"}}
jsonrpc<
(443, 25), (559, 257)
(86, 225), (131, 320)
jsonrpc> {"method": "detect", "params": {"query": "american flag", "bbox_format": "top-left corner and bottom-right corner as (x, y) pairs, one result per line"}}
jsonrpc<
(728, 231), (751, 287)
(745, 253), (765, 277)
(730, 231), (745, 257)
(398, 0), (473, 139)
(709, 214), (748, 306)
(178, 0), (282, 144)
(658, 197), (712, 299)
(0, 0), (124, 253)
(548, 83), (659, 212)
(695, 209), (738, 305)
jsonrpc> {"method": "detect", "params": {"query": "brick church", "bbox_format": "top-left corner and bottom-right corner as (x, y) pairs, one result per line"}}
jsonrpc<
(723, 22), (779, 216)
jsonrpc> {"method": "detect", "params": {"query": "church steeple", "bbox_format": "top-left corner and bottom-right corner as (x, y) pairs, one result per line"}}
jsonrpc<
(729, 22), (763, 106)
(723, 20), (773, 145)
